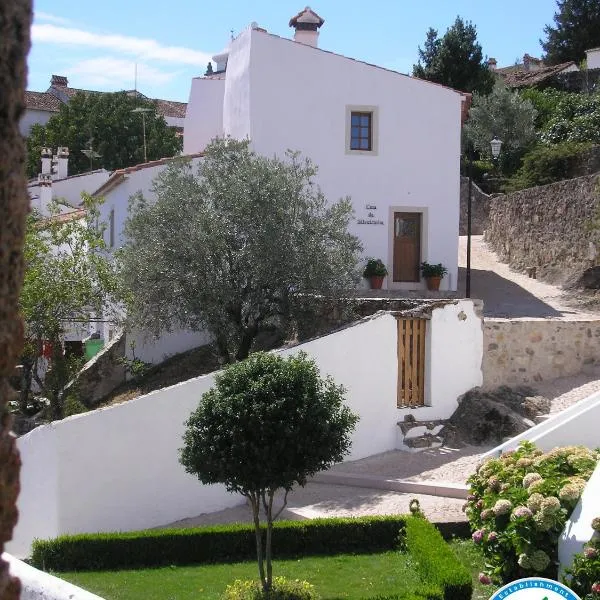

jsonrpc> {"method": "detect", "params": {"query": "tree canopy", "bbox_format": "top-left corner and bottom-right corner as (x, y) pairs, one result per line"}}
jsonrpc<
(20, 197), (116, 417)
(26, 91), (182, 177)
(541, 0), (600, 65)
(412, 16), (495, 95)
(117, 138), (362, 363)
(463, 84), (538, 172)
(180, 351), (358, 593)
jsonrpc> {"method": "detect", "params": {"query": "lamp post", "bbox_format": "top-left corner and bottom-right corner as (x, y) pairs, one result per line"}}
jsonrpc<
(132, 107), (152, 163)
(465, 136), (502, 299)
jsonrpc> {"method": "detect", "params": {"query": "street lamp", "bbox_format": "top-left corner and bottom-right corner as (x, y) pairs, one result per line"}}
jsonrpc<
(490, 137), (503, 160)
(465, 136), (502, 299)
(132, 107), (152, 163)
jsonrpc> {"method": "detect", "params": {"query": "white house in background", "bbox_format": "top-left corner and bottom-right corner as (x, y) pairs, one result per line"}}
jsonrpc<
(27, 147), (110, 216)
(587, 47), (600, 70)
(184, 8), (467, 291)
(21, 74), (188, 137)
(92, 154), (209, 362)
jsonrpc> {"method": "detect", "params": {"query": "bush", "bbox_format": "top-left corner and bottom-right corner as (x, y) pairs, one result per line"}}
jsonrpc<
(222, 577), (319, 600)
(506, 141), (593, 191)
(563, 516), (600, 600)
(466, 442), (599, 585)
(31, 516), (407, 571)
(405, 517), (472, 600)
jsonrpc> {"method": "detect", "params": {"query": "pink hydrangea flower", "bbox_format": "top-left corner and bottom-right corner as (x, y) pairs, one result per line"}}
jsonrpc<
(479, 573), (492, 585)
(585, 547), (598, 559)
(472, 529), (484, 544)
(591, 582), (600, 594)
(488, 531), (498, 542)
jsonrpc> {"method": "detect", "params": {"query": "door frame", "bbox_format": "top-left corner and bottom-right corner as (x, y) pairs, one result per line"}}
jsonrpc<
(387, 206), (429, 290)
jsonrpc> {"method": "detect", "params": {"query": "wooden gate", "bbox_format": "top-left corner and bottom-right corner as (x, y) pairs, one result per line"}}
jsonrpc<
(397, 318), (426, 408)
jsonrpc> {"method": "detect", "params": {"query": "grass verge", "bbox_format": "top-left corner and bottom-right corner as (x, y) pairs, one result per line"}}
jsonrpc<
(59, 551), (423, 600)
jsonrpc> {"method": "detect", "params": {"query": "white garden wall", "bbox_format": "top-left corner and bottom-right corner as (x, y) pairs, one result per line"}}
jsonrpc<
(559, 462), (600, 573)
(481, 390), (600, 459)
(10, 301), (482, 558)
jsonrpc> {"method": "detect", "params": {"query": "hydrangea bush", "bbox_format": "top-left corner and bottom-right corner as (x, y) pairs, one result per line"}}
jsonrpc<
(466, 442), (599, 584)
(564, 517), (600, 600)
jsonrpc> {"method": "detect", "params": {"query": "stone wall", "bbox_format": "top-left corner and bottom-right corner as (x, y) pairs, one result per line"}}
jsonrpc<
(459, 176), (492, 235)
(70, 333), (126, 408)
(486, 173), (600, 284)
(550, 68), (600, 93)
(483, 318), (600, 388)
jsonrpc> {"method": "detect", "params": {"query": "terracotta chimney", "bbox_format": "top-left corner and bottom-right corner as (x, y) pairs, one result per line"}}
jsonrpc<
(289, 6), (324, 48)
(50, 74), (68, 87)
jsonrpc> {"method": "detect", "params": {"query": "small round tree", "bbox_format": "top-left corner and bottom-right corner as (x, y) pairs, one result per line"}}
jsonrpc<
(179, 351), (359, 595)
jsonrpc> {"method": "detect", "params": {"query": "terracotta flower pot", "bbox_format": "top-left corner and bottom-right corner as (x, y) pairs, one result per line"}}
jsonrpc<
(369, 275), (385, 289)
(425, 276), (441, 291)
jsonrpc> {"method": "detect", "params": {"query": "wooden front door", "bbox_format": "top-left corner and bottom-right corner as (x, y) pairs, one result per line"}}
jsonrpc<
(393, 212), (421, 282)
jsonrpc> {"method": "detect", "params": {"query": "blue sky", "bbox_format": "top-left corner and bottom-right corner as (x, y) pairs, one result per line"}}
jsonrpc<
(29, 0), (559, 102)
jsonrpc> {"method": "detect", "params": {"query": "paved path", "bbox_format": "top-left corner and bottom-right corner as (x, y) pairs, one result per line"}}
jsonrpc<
(458, 235), (600, 320)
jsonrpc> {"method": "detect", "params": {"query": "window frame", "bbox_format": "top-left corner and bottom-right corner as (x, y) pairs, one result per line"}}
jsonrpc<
(345, 105), (379, 156)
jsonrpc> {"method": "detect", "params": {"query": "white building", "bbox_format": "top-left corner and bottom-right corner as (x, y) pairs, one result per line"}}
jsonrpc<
(27, 147), (110, 217)
(586, 47), (600, 70)
(184, 8), (467, 291)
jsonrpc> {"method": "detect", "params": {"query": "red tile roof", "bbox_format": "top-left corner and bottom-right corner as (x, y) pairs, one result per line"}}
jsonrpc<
(496, 61), (576, 88)
(24, 91), (62, 112)
(153, 99), (187, 119)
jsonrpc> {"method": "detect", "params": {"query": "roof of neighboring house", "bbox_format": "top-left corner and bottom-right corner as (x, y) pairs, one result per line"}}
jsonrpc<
(92, 153), (204, 198)
(153, 99), (187, 119)
(25, 75), (188, 121)
(27, 168), (109, 188)
(24, 91), (62, 112)
(496, 61), (576, 88)
(38, 208), (87, 226)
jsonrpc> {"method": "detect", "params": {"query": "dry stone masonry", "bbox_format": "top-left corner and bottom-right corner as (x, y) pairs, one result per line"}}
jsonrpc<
(486, 173), (600, 285)
(483, 319), (600, 387)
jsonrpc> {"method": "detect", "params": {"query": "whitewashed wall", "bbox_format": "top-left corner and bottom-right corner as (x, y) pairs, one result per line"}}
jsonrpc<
(4, 553), (104, 600)
(586, 48), (600, 70)
(183, 78), (225, 154)
(19, 108), (55, 137)
(217, 28), (462, 291)
(560, 462), (600, 573)
(125, 327), (212, 365)
(10, 301), (482, 557)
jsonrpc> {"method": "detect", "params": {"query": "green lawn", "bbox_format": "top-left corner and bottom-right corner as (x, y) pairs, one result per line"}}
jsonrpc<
(448, 539), (496, 600)
(59, 551), (423, 600)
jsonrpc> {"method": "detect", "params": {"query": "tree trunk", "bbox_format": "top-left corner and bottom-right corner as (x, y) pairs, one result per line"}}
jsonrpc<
(265, 491), (275, 592)
(0, 2), (33, 599)
(249, 493), (266, 590)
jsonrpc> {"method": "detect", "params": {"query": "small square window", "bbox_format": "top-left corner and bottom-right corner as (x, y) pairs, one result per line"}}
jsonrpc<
(350, 111), (372, 151)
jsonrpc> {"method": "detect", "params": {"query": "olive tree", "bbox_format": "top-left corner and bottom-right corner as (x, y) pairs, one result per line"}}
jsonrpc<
(118, 138), (362, 363)
(179, 351), (358, 594)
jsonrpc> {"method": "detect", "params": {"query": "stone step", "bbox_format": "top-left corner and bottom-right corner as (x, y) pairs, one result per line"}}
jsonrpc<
(311, 470), (468, 499)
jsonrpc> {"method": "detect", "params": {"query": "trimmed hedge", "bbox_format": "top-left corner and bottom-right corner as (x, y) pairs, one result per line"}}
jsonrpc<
(31, 515), (472, 600)
(31, 516), (407, 571)
(405, 518), (473, 600)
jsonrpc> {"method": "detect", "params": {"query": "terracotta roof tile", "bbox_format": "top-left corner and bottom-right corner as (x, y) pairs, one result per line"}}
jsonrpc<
(498, 61), (576, 88)
(24, 91), (62, 112)
(153, 99), (187, 119)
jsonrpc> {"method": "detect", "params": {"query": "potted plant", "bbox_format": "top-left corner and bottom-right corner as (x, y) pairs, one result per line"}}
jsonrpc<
(363, 258), (388, 290)
(420, 262), (448, 291)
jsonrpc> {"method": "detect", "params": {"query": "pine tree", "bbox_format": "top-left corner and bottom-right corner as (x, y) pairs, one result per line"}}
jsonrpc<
(542, 0), (600, 65)
(412, 16), (494, 95)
